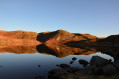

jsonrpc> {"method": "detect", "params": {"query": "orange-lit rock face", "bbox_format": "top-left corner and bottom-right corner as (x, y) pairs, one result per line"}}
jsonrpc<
(0, 30), (99, 47)
(74, 33), (97, 40)
(0, 30), (41, 48)
(0, 30), (38, 40)
(74, 33), (98, 42)
(36, 30), (99, 46)
(44, 30), (87, 45)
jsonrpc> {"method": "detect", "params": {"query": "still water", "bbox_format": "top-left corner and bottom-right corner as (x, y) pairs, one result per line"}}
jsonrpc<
(0, 45), (114, 79)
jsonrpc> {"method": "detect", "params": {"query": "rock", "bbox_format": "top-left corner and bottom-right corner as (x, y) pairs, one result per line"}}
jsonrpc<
(56, 64), (60, 67)
(102, 64), (117, 75)
(72, 57), (77, 61)
(70, 61), (74, 64)
(90, 56), (111, 67)
(59, 64), (70, 68)
(114, 59), (119, 70)
(79, 59), (89, 67)
(38, 65), (41, 67)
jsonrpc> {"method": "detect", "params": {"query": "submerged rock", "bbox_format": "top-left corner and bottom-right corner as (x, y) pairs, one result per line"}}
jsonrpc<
(57, 64), (70, 68)
(72, 57), (77, 61)
(79, 59), (89, 67)
(70, 61), (74, 64)
(38, 65), (41, 67)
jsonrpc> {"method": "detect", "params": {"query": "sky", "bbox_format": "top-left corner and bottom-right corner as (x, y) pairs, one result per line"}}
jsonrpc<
(0, 0), (119, 37)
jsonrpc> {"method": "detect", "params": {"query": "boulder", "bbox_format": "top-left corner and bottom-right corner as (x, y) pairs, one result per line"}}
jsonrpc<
(72, 57), (77, 61)
(90, 56), (111, 67)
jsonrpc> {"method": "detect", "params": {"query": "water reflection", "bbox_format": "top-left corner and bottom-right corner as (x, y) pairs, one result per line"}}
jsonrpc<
(0, 44), (118, 79)
(0, 44), (98, 57)
(0, 44), (117, 60)
(0, 46), (36, 54)
(37, 44), (98, 57)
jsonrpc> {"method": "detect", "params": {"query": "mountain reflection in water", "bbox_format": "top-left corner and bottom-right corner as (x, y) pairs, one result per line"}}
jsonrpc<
(0, 44), (117, 79)
(0, 44), (98, 57)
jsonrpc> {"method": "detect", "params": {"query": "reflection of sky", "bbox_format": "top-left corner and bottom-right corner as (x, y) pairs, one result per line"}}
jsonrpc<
(0, 52), (114, 79)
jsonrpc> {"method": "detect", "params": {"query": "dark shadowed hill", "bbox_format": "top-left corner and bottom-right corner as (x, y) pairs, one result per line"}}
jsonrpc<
(97, 34), (119, 44)
(74, 33), (98, 42)
(37, 31), (58, 43)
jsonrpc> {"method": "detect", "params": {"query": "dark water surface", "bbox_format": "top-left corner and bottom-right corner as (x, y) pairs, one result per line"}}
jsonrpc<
(0, 45), (115, 79)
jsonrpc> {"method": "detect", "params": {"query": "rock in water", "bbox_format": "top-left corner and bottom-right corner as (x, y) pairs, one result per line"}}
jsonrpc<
(70, 61), (74, 64)
(90, 56), (111, 67)
(72, 57), (77, 61)
(79, 59), (89, 67)
(59, 64), (70, 68)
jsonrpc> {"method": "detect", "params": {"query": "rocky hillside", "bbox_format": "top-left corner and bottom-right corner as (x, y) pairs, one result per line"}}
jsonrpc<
(0, 30), (119, 47)
(37, 30), (97, 45)
(74, 33), (98, 42)
(0, 30), (41, 47)
(0, 30), (38, 40)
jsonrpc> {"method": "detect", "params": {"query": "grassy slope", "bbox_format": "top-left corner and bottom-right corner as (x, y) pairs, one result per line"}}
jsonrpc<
(0, 30), (41, 48)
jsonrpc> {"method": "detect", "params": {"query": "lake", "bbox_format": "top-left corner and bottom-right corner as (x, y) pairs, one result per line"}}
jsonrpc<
(0, 45), (115, 79)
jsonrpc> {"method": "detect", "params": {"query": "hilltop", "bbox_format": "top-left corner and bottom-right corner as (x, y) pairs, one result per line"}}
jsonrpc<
(37, 30), (98, 45)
